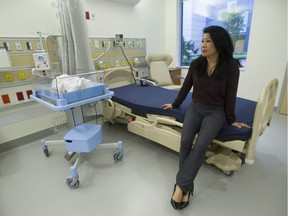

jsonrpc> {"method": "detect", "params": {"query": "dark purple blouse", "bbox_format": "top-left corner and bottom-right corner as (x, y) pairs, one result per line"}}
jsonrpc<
(172, 60), (240, 124)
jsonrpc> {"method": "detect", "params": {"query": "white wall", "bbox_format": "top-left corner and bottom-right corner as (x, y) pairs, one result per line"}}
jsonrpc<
(165, 0), (180, 66)
(0, 0), (167, 50)
(84, 0), (166, 53)
(239, 0), (287, 102)
(0, 0), (60, 36)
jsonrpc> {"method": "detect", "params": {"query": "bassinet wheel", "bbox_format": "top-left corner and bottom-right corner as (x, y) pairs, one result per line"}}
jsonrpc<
(43, 148), (49, 157)
(113, 150), (123, 162)
(66, 178), (80, 189)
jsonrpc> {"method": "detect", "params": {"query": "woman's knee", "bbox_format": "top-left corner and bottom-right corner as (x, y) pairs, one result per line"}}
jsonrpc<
(180, 136), (195, 149)
(193, 139), (211, 154)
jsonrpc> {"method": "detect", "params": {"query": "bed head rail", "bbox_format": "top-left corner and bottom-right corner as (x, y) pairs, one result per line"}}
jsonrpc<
(245, 78), (279, 164)
(104, 67), (135, 88)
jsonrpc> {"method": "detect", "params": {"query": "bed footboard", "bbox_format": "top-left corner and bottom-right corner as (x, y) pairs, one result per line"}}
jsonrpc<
(244, 78), (279, 163)
(206, 78), (279, 174)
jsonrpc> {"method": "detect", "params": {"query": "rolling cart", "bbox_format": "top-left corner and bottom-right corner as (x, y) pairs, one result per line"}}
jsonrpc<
(31, 72), (123, 189)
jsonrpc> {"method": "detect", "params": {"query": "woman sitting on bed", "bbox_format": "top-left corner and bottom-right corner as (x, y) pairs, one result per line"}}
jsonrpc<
(162, 25), (250, 210)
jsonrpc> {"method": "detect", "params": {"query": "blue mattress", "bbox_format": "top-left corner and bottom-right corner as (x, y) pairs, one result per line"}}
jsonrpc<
(111, 84), (257, 142)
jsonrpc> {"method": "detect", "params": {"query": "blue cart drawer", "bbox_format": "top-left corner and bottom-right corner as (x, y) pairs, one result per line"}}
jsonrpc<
(64, 124), (102, 152)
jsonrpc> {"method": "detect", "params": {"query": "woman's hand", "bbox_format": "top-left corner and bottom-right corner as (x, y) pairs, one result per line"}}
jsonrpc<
(232, 122), (251, 128)
(162, 103), (173, 110)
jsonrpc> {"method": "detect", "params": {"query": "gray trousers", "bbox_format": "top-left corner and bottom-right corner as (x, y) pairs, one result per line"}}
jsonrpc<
(176, 102), (226, 193)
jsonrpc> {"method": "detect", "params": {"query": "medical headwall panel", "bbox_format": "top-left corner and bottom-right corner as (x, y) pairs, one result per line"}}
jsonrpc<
(0, 36), (146, 109)
(0, 36), (59, 109)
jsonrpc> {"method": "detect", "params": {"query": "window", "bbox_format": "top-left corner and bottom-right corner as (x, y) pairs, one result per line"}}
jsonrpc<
(180, 0), (254, 68)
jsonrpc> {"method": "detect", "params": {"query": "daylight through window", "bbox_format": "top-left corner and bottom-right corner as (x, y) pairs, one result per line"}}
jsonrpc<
(180, 0), (254, 68)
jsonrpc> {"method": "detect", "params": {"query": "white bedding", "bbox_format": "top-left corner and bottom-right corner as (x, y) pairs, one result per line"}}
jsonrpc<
(52, 74), (94, 93)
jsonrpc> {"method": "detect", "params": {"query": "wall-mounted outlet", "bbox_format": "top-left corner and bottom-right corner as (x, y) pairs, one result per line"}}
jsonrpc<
(18, 72), (26, 80)
(15, 42), (22, 50)
(37, 42), (42, 50)
(98, 61), (104, 69)
(5, 73), (13, 82)
(101, 41), (106, 48)
(26, 42), (33, 50)
(121, 60), (126, 66)
(3, 42), (11, 51)
(94, 40), (99, 48)
(104, 61), (109, 69)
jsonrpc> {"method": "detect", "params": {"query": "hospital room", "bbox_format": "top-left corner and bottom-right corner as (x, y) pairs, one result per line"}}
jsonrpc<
(0, 0), (287, 215)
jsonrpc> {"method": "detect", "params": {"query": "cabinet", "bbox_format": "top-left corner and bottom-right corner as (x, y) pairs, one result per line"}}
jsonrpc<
(169, 68), (181, 85)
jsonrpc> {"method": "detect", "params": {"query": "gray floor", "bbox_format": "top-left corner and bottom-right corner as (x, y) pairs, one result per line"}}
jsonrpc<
(0, 112), (287, 216)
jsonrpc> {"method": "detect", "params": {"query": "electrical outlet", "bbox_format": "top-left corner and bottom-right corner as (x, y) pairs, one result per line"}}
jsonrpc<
(94, 40), (99, 48)
(26, 42), (33, 50)
(3, 42), (11, 51)
(18, 72), (26, 80)
(5, 73), (13, 82)
(16, 42), (22, 50)
(101, 41), (106, 48)
(104, 62), (109, 69)
(37, 42), (42, 50)
(98, 61), (104, 69)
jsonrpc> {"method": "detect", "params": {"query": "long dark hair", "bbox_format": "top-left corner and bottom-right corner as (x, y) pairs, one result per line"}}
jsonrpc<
(195, 25), (240, 79)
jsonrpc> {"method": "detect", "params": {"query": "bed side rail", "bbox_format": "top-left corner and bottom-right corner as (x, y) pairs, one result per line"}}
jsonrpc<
(153, 116), (183, 128)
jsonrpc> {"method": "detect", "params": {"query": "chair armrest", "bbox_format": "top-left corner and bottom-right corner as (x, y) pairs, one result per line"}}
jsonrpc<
(171, 75), (185, 79)
(136, 77), (158, 86)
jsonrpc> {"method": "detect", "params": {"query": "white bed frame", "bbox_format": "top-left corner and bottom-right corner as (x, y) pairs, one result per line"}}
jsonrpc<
(102, 67), (279, 175)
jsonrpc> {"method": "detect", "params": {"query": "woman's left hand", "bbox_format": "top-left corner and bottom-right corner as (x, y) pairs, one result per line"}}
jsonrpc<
(232, 122), (251, 128)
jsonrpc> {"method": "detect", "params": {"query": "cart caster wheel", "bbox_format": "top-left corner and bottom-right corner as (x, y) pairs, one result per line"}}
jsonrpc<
(43, 148), (49, 157)
(66, 178), (80, 189)
(113, 151), (123, 162)
(223, 170), (234, 176)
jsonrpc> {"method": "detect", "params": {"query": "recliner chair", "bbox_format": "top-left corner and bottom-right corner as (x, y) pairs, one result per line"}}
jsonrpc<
(145, 54), (181, 90)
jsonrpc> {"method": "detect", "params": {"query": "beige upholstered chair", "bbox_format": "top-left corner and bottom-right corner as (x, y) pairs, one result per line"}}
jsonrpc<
(145, 54), (181, 90)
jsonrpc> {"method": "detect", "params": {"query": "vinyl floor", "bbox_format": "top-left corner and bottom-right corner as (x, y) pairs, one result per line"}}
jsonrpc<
(0, 112), (287, 216)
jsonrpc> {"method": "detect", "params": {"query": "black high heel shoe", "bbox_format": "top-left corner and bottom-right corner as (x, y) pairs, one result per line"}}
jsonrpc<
(170, 184), (181, 210)
(179, 191), (192, 210)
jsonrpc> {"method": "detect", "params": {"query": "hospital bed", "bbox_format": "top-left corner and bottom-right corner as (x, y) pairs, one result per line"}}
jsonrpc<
(102, 67), (278, 175)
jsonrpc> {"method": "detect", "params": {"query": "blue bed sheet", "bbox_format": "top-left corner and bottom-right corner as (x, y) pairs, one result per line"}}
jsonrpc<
(111, 84), (257, 142)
